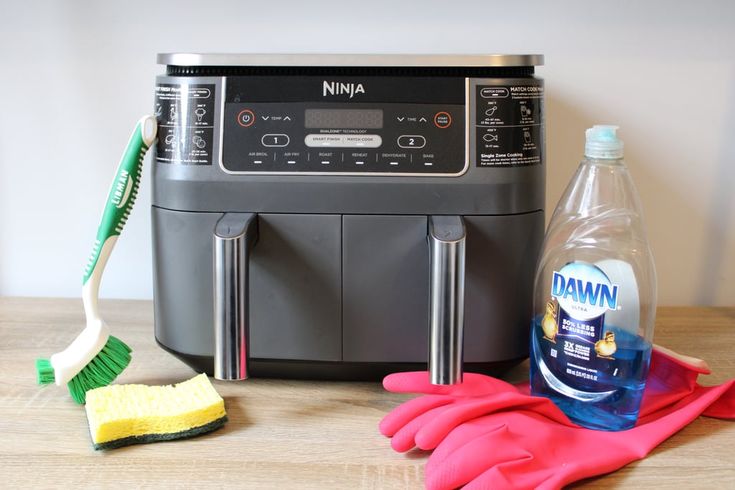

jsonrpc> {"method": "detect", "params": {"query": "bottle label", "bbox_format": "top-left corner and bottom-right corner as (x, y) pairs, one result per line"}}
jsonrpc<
(535, 261), (628, 393)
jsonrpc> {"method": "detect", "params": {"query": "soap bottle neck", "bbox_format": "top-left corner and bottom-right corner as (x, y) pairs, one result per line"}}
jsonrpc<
(583, 156), (625, 167)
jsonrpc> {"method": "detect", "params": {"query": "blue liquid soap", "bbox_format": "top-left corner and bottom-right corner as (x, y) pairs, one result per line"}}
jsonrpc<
(529, 126), (657, 431)
(530, 317), (652, 430)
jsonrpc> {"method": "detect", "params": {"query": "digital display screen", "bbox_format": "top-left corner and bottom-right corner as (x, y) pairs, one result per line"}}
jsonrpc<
(305, 109), (383, 129)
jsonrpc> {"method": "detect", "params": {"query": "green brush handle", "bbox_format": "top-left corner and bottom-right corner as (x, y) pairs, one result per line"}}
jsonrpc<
(83, 116), (157, 285)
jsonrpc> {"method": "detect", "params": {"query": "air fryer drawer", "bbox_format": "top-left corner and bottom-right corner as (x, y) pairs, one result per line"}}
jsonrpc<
(343, 215), (429, 362)
(152, 209), (344, 362)
(152, 207), (221, 357)
(249, 214), (342, 361)
(463, 214), (544, 362)
(341, 213), (544, 364)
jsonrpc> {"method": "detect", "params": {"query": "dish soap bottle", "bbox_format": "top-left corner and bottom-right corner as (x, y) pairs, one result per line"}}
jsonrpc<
(529, 125), (657, 431)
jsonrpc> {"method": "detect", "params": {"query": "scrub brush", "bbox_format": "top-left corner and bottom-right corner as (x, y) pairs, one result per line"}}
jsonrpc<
(36, 115), (158, 404)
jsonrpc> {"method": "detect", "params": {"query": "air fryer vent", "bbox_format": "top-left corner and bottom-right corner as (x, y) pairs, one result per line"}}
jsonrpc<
(165, 65), (535, 78)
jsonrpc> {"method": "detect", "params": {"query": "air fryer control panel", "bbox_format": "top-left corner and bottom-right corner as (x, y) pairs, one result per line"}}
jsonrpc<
(221, 76), (467, 175)
(154, 74), (545, 178)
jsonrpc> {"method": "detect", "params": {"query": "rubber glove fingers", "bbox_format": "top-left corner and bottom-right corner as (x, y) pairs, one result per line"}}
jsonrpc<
(386, 400), (456, 452)
(379, 394), (453, 438)
(380, 371), (521, 451)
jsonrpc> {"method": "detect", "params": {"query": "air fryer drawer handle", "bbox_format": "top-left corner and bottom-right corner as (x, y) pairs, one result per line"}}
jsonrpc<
(428, 216), (466, 385)
(213, 213), (258, 381)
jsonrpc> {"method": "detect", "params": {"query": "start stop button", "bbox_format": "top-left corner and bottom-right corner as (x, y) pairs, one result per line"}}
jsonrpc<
(237, 109), (255, 127)
(434, 111), (452, 129)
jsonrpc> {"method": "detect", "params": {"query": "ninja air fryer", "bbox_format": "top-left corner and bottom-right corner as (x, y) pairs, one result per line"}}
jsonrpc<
(151, 53), (545, 383)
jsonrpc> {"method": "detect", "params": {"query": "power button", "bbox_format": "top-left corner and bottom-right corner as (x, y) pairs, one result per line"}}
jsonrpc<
(434, 111), (452, 129)
(237, 109), (255, 127)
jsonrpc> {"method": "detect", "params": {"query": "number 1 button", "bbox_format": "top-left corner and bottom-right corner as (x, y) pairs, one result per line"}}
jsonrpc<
(261, 134), (290, 147)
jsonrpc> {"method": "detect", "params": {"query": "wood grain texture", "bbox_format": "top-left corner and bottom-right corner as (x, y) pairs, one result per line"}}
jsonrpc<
(0, 298), (733, 489)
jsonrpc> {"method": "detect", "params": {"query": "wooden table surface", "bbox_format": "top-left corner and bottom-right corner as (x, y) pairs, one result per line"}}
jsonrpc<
(0, 298), (733, 489)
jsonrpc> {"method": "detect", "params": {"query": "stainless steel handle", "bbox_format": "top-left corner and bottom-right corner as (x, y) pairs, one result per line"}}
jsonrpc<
(213, 213), (258, 381)
(428, 216), (466, 385)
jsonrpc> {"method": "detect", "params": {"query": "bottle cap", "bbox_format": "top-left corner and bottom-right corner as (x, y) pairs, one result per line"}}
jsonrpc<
(585, 125), (624, 159)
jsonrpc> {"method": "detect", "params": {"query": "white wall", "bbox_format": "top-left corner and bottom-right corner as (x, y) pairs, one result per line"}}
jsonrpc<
(0, 0), (733, 305)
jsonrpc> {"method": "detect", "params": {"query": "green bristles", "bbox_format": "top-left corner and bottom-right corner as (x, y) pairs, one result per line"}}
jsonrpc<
(36, 358), (55, 385)
(37, 336), (132, 404)
(67, 335), (132, 404)
(34, 335), (132, 405)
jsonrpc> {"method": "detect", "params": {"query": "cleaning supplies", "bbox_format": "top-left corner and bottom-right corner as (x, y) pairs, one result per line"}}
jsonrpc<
(380, 348), (735, 489)
(36, 115), (158, 403)
(85, 373), (227, 450)
(529, 125), (657, 430)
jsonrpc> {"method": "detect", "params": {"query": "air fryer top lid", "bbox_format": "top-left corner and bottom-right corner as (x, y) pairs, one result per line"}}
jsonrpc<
(157, 53), (544, 68)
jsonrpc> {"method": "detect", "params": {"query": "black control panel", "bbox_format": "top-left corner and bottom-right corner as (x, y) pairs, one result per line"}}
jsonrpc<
(221, 76), (466, 175)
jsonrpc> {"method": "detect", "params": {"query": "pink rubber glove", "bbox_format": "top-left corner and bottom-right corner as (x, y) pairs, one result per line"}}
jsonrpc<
(425, 379), (735, 490)
(379, 346), (735, 489)
(380, 346), (717, 452)
(379, 372), (520, 451)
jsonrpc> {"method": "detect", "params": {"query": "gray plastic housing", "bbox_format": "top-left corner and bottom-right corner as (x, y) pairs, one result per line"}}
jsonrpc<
(151, 71), (545, 378)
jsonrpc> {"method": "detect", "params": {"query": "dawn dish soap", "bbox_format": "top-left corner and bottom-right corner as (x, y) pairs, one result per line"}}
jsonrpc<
(529, 125), (657, 431)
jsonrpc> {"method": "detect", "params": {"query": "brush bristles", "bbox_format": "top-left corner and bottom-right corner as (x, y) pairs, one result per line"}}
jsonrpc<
(67, 335), (132, 404)
(36, 358), (55, 385)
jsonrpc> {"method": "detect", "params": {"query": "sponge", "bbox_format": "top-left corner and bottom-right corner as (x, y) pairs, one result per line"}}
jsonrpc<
(84, 373), (227, 450)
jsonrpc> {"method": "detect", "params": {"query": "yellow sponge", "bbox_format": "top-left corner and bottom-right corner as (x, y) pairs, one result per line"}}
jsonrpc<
(84, 373), (227, 450)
